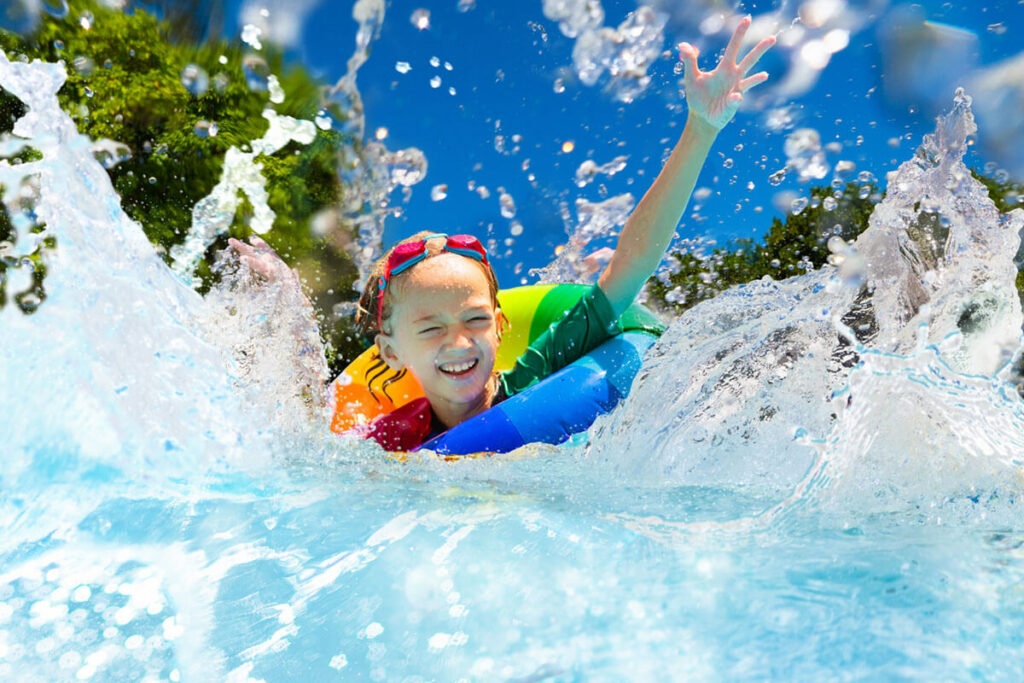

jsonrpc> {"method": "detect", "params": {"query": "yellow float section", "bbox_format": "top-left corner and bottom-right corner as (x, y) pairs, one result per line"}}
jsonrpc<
(329, 284), (554, 433)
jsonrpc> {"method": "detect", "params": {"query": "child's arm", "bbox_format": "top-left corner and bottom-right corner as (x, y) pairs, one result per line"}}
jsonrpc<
(598, 16), (775, 316)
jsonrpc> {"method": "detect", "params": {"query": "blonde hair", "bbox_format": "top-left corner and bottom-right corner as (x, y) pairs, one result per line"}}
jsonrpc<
(353, 231), (506, 404)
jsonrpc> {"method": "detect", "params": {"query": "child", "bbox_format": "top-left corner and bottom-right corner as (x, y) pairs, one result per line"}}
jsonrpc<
(233, 18), (775, 450)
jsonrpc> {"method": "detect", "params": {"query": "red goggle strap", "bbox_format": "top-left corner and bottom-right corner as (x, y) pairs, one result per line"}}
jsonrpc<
(375, 233), (490, 331)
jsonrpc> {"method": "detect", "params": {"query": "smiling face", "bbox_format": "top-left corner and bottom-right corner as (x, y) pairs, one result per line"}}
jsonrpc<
(376, 252), (501, 428)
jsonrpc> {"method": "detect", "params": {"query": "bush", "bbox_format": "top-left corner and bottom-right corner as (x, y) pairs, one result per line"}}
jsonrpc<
(647, 172), (1024, 316)
(648, 181), (879, 314)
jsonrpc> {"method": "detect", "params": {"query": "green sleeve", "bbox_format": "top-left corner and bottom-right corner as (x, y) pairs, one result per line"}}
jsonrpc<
(498, 284), (621, 398)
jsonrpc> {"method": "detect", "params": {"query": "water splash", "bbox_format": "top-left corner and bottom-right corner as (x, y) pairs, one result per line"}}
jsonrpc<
(574, 154), (629, 187)
(0, 51), (248, 472)
(543, 1), (668, 103)
(327, 0), (430, 287)
(168, 109), (317, 284)
(531, 192), (635, 284)
(587, 90), (1024, 519)
(859, 88), (1023, 375)
(782, 127), (830, 182)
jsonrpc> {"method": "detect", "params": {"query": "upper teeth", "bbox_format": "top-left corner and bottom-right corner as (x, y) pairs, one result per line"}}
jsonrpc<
(440, 360), (476, 373)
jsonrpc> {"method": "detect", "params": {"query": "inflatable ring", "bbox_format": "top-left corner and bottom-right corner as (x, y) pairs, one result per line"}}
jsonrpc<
(328, 284), (664, 453)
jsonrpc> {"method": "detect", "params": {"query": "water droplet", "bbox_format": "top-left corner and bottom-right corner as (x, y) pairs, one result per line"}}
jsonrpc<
(784, 128), (829, 181)
(213, 73), (230, 93)
(193, 120), (218, 138)
(267, 74), (285, 104)
(768, 169), (787, 186)
(315, 111), (332, 130)
(73, 55), (95, 76)
(83, 86), (94, 98)
(180, 64), (209, 96)
(561, 141), (575, 153)
(375, 127), (388, 140)
(553, 78), (565, 94)
(791, 197), (808, 214)
(457, 0), (476, 11)
(499, 192), (516, 219)
(395, 61), (412, 74)
(242, 55), (269, 92)
(823, 196), (837, 211)
(430, 75), (441, 88)
(834, 160), (856, 179)
(241, 24), (263, 50)
(79, 10), (93, 30)
(43, 0), (69, 19)
(722, 158), (734, 169)
(430, 184), (448, 201)
(53, 40), (65, 51)
(411, 9), (431, 30)
(510, 221), (524, 236)
(91, 140), (133, 169)
(148, 177), (157, 185)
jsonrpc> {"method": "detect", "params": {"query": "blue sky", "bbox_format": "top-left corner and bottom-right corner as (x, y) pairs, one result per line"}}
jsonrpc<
(230, 0), (1022, 284)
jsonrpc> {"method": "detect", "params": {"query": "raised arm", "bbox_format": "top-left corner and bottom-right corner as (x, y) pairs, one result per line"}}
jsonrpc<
(598, 16), (775, 316)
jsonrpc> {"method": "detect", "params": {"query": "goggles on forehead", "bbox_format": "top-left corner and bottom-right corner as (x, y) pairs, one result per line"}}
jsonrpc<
(376, 233), (490, 331)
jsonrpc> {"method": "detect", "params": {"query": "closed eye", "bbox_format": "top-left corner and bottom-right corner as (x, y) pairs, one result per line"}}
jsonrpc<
(418, 326), (442, 336)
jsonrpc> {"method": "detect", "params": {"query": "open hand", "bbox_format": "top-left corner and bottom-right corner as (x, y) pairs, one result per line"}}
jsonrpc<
(227, 236), (299, 285)
(679, 15), (776, 130)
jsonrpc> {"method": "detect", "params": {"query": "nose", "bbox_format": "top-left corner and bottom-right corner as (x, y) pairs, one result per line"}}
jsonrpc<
(445, 326), (475, 351)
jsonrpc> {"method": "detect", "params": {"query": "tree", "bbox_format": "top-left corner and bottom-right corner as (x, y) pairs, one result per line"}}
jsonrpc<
(647, 172), (1024, 315)
(0, 0), (365, 370)
(647, 181), (880, 314)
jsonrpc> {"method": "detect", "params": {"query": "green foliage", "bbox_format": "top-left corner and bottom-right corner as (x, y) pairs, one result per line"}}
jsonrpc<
(0, 0), (363, 370)
(648, 170), (1024, 316)
(648, 182), (880, 314)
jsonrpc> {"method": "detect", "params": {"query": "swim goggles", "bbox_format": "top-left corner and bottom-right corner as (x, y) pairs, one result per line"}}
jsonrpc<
(377, 233), (490, 330)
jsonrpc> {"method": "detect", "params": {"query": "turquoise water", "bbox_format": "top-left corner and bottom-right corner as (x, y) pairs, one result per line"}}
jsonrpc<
(4, 19), (1024, 683)
(4, 453), (1024, 680)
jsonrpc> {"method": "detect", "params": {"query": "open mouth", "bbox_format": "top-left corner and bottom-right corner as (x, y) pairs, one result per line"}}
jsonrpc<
(438, 358), (479, 377)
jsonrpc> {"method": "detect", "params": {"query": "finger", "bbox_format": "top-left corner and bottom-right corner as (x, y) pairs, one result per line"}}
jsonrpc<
(227, 237), (252, 255)
(738, 35), (776, 75)
(724, 15), (751, 66)
(251, 236), (269, 249)
(739, 71), (769, 91)
(678, 42), (701, 77)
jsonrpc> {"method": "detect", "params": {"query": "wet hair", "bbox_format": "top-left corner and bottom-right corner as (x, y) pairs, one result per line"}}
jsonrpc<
(354, 231), (505, 404)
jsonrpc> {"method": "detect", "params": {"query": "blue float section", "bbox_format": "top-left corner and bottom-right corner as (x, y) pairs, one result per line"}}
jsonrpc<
(418, 332), (657, 456)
